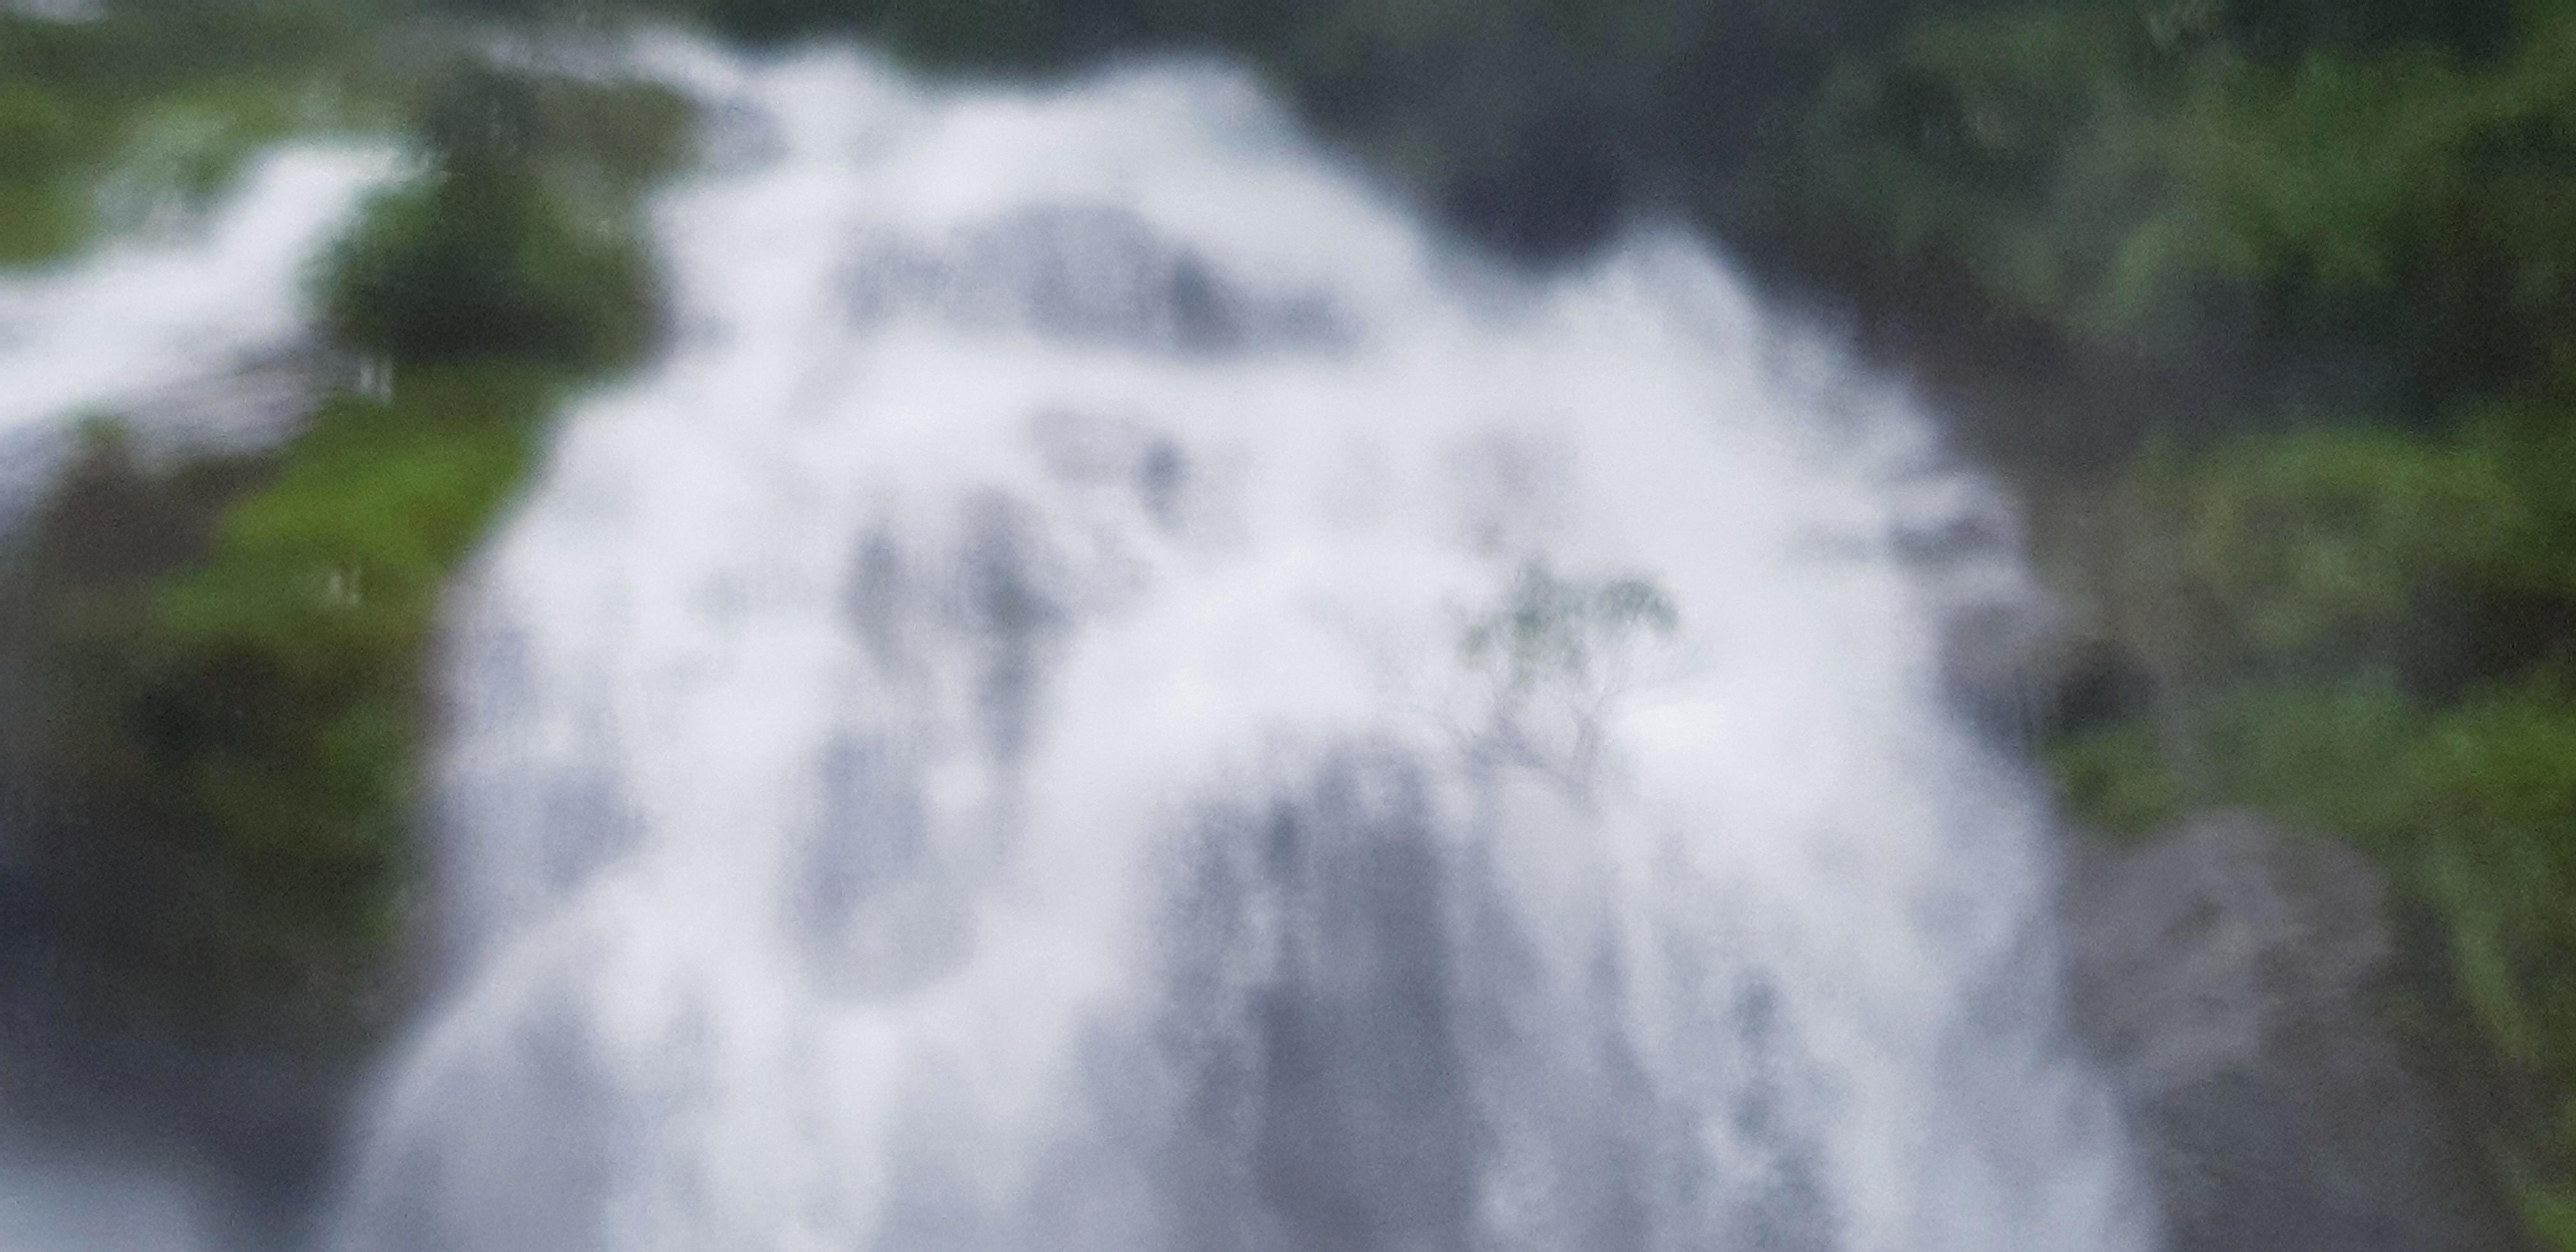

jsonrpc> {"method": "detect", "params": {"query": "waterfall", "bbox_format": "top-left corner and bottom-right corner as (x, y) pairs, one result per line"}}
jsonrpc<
(316, 38), (2154, 1252)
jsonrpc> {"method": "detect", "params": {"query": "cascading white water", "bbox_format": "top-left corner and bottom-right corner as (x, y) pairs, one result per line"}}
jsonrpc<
(329, 38), (2156, 1252)
(0, 146), (401, 522)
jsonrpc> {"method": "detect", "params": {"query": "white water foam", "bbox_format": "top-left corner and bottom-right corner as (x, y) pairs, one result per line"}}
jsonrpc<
(330, 39), (2154, 1252)
(0, 144), (400, 518)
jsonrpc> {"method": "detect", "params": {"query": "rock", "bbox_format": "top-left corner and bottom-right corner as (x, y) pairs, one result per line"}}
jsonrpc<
(2058, 811), (2516, 1252)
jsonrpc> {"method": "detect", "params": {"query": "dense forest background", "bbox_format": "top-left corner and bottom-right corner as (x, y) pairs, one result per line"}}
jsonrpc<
(8, 0), (2576, 1243)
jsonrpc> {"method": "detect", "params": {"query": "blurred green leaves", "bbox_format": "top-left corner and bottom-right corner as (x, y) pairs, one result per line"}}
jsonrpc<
(2045, 412), (2576, 1239)
(323, 68), (683, 369)
(0, 1), (389, 269)
(144, 365), (556, 878)
(324, 155), (657, 368)
(1779, 0), (2576, 404)
(1804, 36), (2576, 1203)
(2181, 430), (2522, 659)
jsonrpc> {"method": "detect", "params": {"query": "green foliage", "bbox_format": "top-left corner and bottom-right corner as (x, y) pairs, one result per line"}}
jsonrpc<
(1462, 563), (1680, 682)
(2518, 1177), (2576, 1252)
(2464, 399), (2576, 607)
(2048, 413), (2576, 1232)
(1762, 1), (2576, 419)
(0, 2), (390, 269)
(2049, 720), (2187, 837)
(2035, 426), (2531, 729)
(2409, 682), (2576, 1062)
(1797, 8), (2193, 328)
(2180, 429), (2524, 662)
(147, 366), (559, 871)
(324, 167), (656, 367)
(323, 68), (684, 369)
(0, 367), (566, 1042)
(0, 30), (113, 264)
(2053, 678), (2426, 837)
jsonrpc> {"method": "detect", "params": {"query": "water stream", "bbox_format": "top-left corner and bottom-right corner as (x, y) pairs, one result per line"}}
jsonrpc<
(325, 41), (2151, 1252)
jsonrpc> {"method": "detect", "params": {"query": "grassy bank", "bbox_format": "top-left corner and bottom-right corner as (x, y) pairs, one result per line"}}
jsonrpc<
(0, 45), (688, 1073)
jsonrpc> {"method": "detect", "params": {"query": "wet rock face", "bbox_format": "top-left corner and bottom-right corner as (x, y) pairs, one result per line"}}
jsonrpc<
(2058, 811), (2512, 1252)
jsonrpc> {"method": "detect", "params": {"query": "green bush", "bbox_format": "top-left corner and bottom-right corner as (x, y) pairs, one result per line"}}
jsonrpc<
(321, 67), (684, 369)
(323, 167), (658, 368)
(2407, 683), (2576, 1064)
(2049, 719), (2188, 837)
(2180, 429), (2524, 664)
(0, 74), (102, 264)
